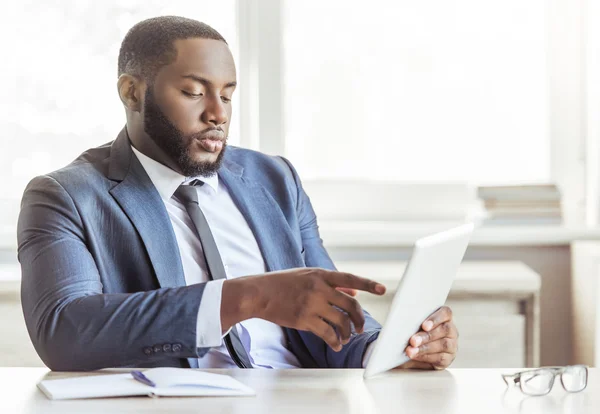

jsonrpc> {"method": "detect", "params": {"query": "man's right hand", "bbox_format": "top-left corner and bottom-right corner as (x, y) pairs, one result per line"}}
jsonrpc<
(221, 268), (386, 351)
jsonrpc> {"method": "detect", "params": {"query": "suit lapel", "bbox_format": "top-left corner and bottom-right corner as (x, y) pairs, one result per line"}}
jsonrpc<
(219, 162), (304, 272)
(107, 128), (302, 283)
(108, 128), (186, 288)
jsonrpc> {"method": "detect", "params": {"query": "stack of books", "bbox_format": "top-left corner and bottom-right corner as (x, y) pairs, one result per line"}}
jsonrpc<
(476, 184), (562, 226)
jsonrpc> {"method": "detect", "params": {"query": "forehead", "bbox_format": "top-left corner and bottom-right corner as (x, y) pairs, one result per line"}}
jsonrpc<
(160, 38), (236, 83)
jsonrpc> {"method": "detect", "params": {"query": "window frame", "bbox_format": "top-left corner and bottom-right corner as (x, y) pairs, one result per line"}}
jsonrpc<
(584, 0), (600, 226)
(236, 0), (590, 224)
(0, 0), (592, 250)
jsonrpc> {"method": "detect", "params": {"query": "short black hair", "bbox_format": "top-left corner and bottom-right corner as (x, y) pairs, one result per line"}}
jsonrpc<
(118, 16), (227, 81)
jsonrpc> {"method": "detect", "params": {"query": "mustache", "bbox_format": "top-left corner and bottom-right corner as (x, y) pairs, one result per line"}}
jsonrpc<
(189, 128), (226, 141)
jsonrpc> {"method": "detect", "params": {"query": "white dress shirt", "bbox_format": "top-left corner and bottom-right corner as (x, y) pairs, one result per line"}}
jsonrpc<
(132, 146), (301, 368)
(132, 147), (377, 368)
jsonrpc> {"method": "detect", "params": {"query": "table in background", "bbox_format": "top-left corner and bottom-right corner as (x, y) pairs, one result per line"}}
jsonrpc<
(338, 261), (541, 368)
(0, 367), (597, 414)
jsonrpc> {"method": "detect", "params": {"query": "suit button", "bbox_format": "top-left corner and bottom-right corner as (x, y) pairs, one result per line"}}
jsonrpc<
(163, 344), (172, 352)
(172, 343), (182, 352)
(153, 345), (162, 353)
(143, 347), (153, 356)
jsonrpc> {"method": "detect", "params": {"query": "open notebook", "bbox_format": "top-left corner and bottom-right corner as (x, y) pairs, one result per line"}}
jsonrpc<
(38, 368), (255, 400)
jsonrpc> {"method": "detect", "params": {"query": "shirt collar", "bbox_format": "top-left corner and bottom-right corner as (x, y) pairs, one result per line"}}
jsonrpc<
(131, 146), (219, 200)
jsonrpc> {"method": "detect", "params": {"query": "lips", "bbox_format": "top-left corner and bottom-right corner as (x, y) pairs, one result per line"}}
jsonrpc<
(198, 138), (223, 153)
(194, 129), (225, 153)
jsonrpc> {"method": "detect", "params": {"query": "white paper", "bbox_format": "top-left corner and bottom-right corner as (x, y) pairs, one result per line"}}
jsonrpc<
(38, 373), (150, 400)
(144, 368), (250, 391)
(38, 369), (255, 400)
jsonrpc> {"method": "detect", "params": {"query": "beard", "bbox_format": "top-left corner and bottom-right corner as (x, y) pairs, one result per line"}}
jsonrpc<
(143, 87), (227, 177)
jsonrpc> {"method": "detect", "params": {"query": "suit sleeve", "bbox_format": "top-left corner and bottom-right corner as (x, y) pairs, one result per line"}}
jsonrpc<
(277, 157), (382, 368)
(18, 175), (210, 371)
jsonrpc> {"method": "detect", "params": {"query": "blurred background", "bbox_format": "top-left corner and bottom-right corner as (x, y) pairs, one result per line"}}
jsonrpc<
(1, 0), (600, 369)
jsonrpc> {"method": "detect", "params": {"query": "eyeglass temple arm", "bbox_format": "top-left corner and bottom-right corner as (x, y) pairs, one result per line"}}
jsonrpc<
(502, 374), (519, 386)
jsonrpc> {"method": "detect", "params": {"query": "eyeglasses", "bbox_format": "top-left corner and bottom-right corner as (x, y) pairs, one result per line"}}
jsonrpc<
(502, 365), (588, 396)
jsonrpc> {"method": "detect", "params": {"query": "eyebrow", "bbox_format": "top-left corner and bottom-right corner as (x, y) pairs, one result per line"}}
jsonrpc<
(182, 74), (237, 88)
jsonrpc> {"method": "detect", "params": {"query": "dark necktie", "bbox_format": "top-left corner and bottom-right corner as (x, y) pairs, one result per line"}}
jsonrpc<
(175, 180), (253, 369)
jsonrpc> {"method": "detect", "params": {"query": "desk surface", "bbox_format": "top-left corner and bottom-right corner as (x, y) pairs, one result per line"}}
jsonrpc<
(320, 221), (600, 247)
(0, 367), (597, 414)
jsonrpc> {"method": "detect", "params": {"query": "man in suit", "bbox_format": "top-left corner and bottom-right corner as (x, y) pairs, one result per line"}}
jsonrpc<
(17, 16), (458, 371)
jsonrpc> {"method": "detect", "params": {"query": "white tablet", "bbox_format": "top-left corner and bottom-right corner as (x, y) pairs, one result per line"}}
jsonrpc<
(363, 223), (474, 378)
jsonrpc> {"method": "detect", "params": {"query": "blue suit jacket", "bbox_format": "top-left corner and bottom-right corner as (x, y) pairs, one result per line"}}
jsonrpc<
(17, 128), (381, 371)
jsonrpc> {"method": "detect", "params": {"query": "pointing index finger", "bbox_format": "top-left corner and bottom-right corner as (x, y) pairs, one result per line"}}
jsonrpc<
(325, 271), (386, 295)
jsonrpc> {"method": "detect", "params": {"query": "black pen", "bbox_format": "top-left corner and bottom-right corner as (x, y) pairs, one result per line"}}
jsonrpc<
(131, 370), (156, 387)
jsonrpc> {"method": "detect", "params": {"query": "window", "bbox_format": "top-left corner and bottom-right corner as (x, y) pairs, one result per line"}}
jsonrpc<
(1, 1), (238, 244)
(0, 1), (588, 247)
(282, 0), (550, 184)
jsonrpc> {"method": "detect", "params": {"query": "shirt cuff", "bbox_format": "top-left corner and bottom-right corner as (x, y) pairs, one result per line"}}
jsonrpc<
(196, 279), (227, 348)
(362, 340), (377, 368)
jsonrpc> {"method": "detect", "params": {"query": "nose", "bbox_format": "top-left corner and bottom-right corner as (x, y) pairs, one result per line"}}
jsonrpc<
(201, 94), (228, 128)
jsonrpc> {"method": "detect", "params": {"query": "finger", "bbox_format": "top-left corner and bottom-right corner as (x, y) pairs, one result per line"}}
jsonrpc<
(409, 352), (455, 369)
(422, 306), (453, 332)
(310, 318), (342, 352)
(406, 337), (457, 359)
(336, 287), (358, 297)
(327, 290), (366, 334)
(397, 360), (434, 370)
(324, 271), (386, 295)
(409, 321), (458, 347)
(321, 307), (352, 344)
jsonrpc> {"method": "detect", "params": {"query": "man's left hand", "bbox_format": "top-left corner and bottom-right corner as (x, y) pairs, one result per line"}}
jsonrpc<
(398, 306), (458, 370)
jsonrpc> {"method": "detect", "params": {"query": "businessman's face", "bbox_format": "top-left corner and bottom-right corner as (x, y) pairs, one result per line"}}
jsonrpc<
(142, 38), (236, 177)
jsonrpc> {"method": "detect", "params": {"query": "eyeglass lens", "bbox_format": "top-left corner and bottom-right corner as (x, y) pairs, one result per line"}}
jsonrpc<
(520, 369), (555, 396)
(561, 366), (587, 392)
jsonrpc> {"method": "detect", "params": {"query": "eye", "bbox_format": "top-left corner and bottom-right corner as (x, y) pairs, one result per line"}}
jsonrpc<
(182, 90), (203, 98)
(221, 96), (231, 104)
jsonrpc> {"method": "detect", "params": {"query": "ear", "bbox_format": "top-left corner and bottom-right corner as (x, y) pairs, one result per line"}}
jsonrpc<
(117, 74), (144, 112)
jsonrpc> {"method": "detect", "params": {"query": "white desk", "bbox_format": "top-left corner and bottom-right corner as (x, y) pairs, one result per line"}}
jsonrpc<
(0, 368), (597, 414)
